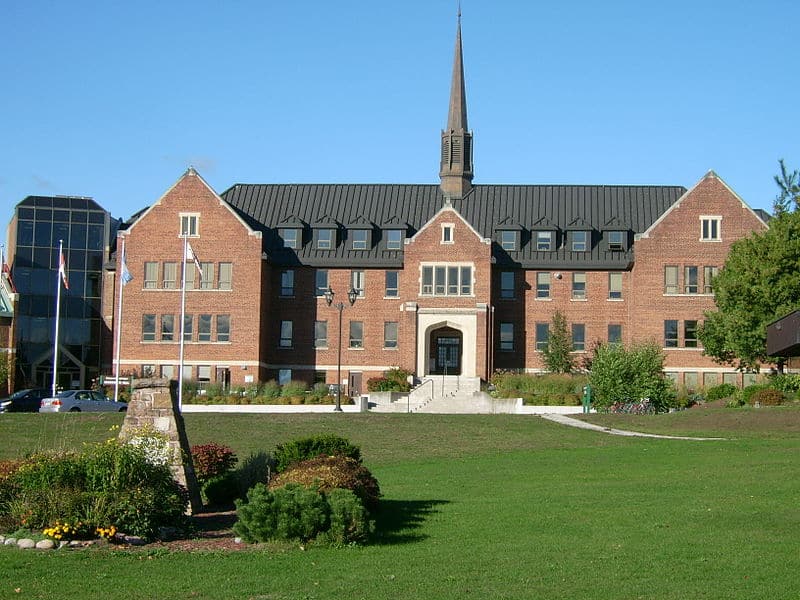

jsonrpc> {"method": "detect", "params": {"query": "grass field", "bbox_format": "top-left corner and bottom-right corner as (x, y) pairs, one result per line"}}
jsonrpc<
(0, 408), (798, 599)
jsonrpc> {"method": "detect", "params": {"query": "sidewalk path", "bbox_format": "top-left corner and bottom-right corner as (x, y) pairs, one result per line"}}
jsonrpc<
(540, 413), (727, 441)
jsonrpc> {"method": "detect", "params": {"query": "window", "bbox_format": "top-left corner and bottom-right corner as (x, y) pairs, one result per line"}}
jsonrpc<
(664, 320), (678, 348)
(142, 314), (156, 341)
(280, 270), (294, 296)
(608, 231), (625, 250)
(609, 273), (623, 299)
(535, 323), (549, 351)
(351, 270), (365, 297)
(200, 263), (214, 289)
(352, 230), (368, 250)
(161, 315), (175, 341)
(161, 365), (175, 380)
(684, 320), (698, 348)
(703, 266), (718, 294)
(608, 324), (622, 345)
(572, 324), (585, 351)
(141, 365), (156, 377)
(349, 321), (363, 348)
(279, 320), (293, 347)
(384, 322), (398, 349)
(420, 264), (473, 296)
(701, 216), (721, 241)
(572, 231), (588, 252)
(386, 230), (403, 250)
(317, 229), (334, 250)
(144, 262), (158, 289)
(684, 266), (698, 294)
(664, 266), (679, 294)
(572, 273), (586, 300)
(218, 263), (232, 290)
(499, 323), (514, 351)
(183, 314), (193, 342)
(217, 315), (230, 342)
(197, 366), (211, 382)
(198, 314), (212, 342)
(385, 271), (399, 297)
(315, 269), (329, 296)
(162, 262), (178, 289)
(184, 263), (195, 290)
(500, 271), (515, 299)
(441, 224), (454, 244)
(314, 320), (327, 348)
(278, 369), (291, 385)
(180, 213), (199, 237)
(536, 272), (551, 298)
(279, 228), (299, 249)
(684, 371), (699, 390)
(536, 231), (553, 251)
(500, 230), (517, 251)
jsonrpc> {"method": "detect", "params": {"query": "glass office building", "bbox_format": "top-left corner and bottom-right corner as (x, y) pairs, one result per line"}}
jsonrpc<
(6, 196), (117, 389)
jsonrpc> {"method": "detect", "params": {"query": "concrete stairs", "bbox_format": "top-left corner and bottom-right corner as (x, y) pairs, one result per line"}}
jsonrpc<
(370, 376), (518, 414)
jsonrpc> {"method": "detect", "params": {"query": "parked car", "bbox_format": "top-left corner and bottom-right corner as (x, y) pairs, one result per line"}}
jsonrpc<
(0, 388), (50, 413)
(39, 390), (128, 413)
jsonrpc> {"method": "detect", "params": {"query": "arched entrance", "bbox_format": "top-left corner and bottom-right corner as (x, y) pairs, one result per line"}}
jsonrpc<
(429, 326), (463, 375)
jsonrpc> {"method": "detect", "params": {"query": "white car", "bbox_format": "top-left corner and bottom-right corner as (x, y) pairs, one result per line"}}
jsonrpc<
(39, 390), (128, 413)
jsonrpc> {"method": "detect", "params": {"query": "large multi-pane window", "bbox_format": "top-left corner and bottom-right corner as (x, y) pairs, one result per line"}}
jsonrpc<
(144, 262), (159, 289)
(536, 272), (551, 298)
(608, 273), (623, 299)
(572, 324), (585, 351)
(499, 323), (514, 351)
(384, 322), (398, 349)
(349, 321), (364, 348)
(280, 270), (294, 296)
(218, 263), (232, 290)
(314, 321), (328, 348)
(142, 314), (156, 341)
(684, 266), (698, 294)
(279, 321), (293, 347)
(608, 324), (622, 345)
(664, 320), (678, 348)
(200, 263), (214, 289)
(385, 271), (399, 297)
(217, 315), (230, 342)
(572, 273), (586, 300)
(315, 269), (329, 296)
(180, 213), (199, 237)
(420, 264), (473, 296)
(500, 271), (515, 299)
(664, 266), (679, 294)
(535, 323), (549, 351)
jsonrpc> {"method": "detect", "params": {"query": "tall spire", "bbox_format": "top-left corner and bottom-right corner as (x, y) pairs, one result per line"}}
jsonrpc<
(439, 7), (473, 199)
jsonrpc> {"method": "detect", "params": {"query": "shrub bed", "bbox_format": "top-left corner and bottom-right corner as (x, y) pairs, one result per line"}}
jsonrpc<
(273, 434), (361, 473)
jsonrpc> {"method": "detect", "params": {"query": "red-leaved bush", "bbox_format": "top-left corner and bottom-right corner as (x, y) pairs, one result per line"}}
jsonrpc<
(190, 443), (237, 482)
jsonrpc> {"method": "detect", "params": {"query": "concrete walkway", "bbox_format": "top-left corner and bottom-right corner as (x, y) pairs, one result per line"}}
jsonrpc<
(540, 413), (727, 441)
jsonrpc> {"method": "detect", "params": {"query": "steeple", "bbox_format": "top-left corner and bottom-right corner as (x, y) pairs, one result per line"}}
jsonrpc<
(439, 8), (474, 199)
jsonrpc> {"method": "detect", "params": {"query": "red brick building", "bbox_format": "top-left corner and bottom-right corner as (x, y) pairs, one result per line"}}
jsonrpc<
(109, 17), (768, 395)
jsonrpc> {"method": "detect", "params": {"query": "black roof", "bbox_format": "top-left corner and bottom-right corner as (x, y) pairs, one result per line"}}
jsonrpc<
(220, 183), (687, 270)
(17, 195), (107, 213)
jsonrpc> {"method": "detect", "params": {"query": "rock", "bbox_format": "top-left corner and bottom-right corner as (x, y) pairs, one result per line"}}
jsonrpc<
(0, 535), (4, 543)
(17, 538), (36, 549)
(234, 537), (243, 544)
(122, 535), (147, 546)
(4, 537), (17, 546)
(36, 539), (55, 550)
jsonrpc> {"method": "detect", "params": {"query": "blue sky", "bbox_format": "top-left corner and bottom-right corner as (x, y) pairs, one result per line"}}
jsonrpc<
(1, 0), (797, 228)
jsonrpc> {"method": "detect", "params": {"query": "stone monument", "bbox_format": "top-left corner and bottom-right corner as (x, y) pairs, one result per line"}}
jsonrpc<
(118, 378), (203, 514)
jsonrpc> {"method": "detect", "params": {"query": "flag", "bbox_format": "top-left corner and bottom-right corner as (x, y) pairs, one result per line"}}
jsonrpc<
(120, 251), (133, 286)
(58, 248), (69, 290)
(187, 242), (203, 278)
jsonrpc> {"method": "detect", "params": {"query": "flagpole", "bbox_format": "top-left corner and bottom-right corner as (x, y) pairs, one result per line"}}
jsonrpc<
(113, 237), (126, 402)
(178, 235), (188, 411)
(51, 240), (64, 397)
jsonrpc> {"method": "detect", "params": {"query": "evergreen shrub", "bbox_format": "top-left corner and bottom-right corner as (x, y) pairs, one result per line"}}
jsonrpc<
(320, 488), (374, 545)
(706, 383), (738, 401)
(233, 482), (329, 543)
(273, 434), (362, 473)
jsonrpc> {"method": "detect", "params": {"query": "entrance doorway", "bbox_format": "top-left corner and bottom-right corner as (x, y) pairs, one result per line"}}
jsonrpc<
(349, 372), (363, 398)
(429, 327), (462, 375)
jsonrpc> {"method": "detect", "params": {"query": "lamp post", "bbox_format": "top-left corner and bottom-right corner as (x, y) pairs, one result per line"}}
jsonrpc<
(324, 285), (358, 412)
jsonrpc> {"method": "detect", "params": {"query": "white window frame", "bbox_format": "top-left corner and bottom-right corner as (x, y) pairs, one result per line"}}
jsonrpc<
(317, 228), (334, 250)
(179, 213), (199, 238)
(572, 272), (587, 300)
(386, 230), (403, 250)
(351, 229), (368, 250)
(572, 231), (588, 252)
(385, 271), (399, 297)
(218, 262), (232, 290)
(536, 231), (553, 251)
(420, 263), (473, 296)
(608, 272), (623, 300)
(314, 320), (328, 348)
(280, 228), (299, 249)
(441, 223), (454, 244)
(351, 270), (365, 297)
(700, 216), (722, 241)
(383, 321), (398, 349)
(536, 272), (551, 299)
(499, 230), (517, 251)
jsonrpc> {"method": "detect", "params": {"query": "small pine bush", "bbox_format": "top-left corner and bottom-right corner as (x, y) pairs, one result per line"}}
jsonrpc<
(273, 434), (362, 473)
(320, 488), (374, 545)
(749, 387), (785, 406)
(233, 483), (329, 543)
(269, 455), (380, 510)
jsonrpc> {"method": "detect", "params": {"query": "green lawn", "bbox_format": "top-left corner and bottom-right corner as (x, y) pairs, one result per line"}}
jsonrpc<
(0, 410), (798, 599)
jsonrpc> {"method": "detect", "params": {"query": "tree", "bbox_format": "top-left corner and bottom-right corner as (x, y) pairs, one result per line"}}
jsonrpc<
(541, 311), (574, 373)
(699, 162), (800, 371)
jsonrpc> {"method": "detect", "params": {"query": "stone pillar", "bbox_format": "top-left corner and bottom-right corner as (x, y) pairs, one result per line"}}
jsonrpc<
(118, 378), (203, 514)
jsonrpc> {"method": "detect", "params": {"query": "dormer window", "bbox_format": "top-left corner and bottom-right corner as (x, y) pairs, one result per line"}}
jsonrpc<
(572, 231), (589, 252)
(499, 230), (517, 251)
(441, 224), (454, 244)
(386, 229), (403, 250)
(317, 229), (334, 250)
(607, 231), (625, 251)
(536, 231), (553, 251)
(352, 229), (368, 250)
(279, 228), (299, 249)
